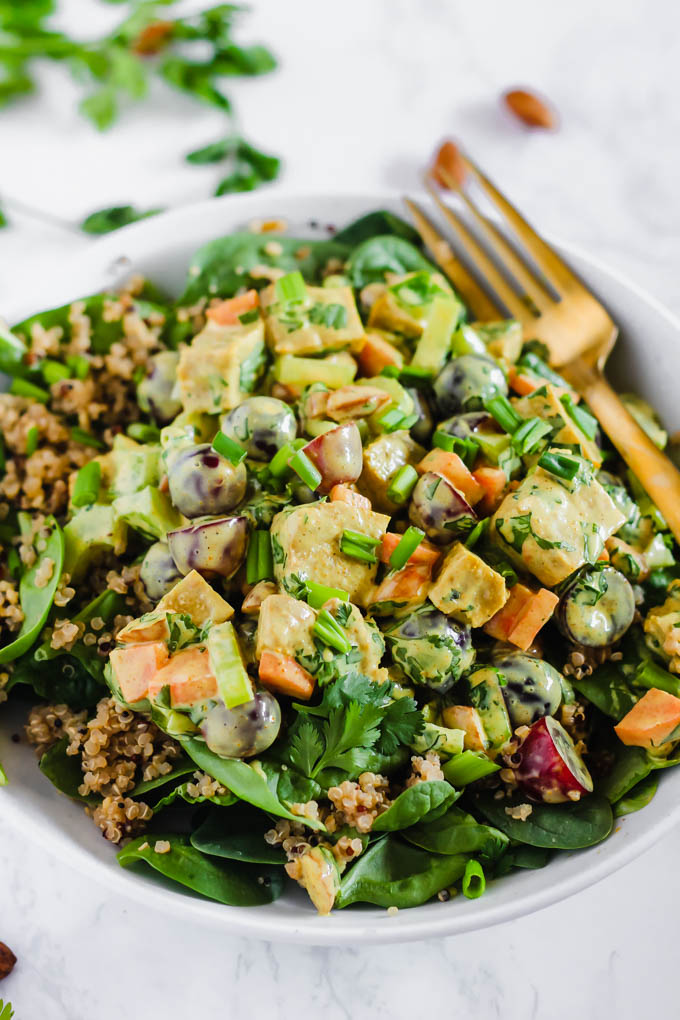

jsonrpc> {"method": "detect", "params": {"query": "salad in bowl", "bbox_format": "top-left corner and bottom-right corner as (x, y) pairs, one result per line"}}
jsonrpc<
(2, 208), (680, 918)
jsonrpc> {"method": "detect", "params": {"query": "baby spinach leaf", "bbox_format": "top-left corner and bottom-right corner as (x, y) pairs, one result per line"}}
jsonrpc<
(39, 737), (97, 804)
(191, 808), (285, 865)
(332, 211), (422, 247)
(372, 780), (459, 832)
(118, 835), (284, 906)
(80, 204), (163, 235)
(493, 844), (552, 876)
(404, 806), (509, 858)
(597, 743), (651, 804)
(347, 235), (438, 288)
(154, 781), (237, 812)
(335, 837), (467, 909)
(130, 758), (196, 798)
(0, 516), (64, 665)
(571, 663), (639, 721)
(473, 791), (613, 849)
(180, 737), (325, 830)
(34, 588), (127, 683)
(8, 651), (105, 708)
(614, 773), (658, 818)
(178, 232), (349, 305)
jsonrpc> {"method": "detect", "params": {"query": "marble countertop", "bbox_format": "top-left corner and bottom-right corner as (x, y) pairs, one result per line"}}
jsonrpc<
(1, 0), (679, 1016)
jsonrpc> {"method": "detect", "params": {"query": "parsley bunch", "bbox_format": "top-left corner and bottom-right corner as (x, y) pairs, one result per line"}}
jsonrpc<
(0, 1), (281, 231)
(281, 674), (424, 789)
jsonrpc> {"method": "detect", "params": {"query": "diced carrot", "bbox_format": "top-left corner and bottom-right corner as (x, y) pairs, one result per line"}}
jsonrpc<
(110, 641), (169, 703)
(472, 465), (508, 515)
(206, 290), (259, 326)
(507, 588), (559, 650)
(369, 563), (431, 606)
(148, 646), (217, 707)
(597, 548), (610, 562)
(508, 366), (541, 396)
(357, 333), (404, 377)
(379, 532), (441, 568)
(329, 484), (372, 510)
(259, 650), (316, 700)
(615, 688), (680, 749)
(417, 449), (484, 505)
(483, 583), (558, 650)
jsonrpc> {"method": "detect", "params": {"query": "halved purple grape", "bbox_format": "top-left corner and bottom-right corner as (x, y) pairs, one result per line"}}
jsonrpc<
(168, 443), (247, 518)
(220, 397), (297, 461)
(201, 690), (281, 758)
(556, 566), (635, 648)
(167, 515), (249, 578)
(516, 716), (593, 803)
(303, 422), (363, 494)
(409, 470), (476, 544)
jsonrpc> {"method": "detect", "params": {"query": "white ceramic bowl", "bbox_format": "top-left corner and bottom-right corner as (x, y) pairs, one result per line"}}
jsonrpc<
(3, 190), (680, 945)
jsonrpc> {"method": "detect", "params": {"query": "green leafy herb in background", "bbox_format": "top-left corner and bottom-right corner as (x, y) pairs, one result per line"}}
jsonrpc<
(0, 999), (14, 1020)
(0, 1), (282, 232)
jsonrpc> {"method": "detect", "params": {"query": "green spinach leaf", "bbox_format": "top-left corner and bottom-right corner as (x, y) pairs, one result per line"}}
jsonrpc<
(118, 835), (284, 906)
(39, 737), (96, 804)
(372, 780), (459, 832)
(571, 663), (639, 721)
(347, 235), (438, 288)
(191, 808), (285, 865)
(614, 773), (658, 817)
(335, 836), (467, 909)
(473, 791), (613, 849)
(404, 805), (509, 858)
(80, 204), (163, 235)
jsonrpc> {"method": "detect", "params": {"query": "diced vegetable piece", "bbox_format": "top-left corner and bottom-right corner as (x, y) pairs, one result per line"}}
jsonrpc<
(359, 431), (425, 513)
(369, 563), (432, 612)
(472, 465), (507, 515)
(256, 594), (317, 660)
(466, 667), (512, 752)
(483, 582), (558, 650)
(156, 570), (233, 626)
(206, 290), (259, 325)
(176, 317), (266, 413)
(329, 484), (371, 509)
(428, 542), (508, 627)
(275, 352), (357, 389)
(368, 271), (454, 339)
(410, 295), (461, 374)
(441, 705), (489, 751)
(149, 646), (218, 708)
(614, 688), (680, 749)
(110, 641), (169, 704)
(411, 722), (465, 757)
(207, 621), (253, 709)
(258, 650), (316, 700)
(116, 611), (170, 645)
(417, 448), (484, 505)
(261, 281), (365, 356)
(357, 332), (404, 376)
(299, 846), (341, 915)
(508, 366), (541, 396)
(379, 532), (441, 569)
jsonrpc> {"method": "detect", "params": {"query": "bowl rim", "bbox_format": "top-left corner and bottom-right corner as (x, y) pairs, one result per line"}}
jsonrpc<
(4, 186), (680, 945)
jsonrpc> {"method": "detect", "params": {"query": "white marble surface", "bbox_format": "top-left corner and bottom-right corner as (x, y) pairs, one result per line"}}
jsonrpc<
(1, 0), (680, 1016)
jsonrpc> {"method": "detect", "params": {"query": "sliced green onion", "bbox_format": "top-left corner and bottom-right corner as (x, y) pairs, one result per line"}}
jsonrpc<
(560, 393), (598, 441)
(461, 859), (486, 899)
(537, 451), (580, 480)
(305, 581), (349, 610)
(72, 460), (101, 507)
(25, 425), (39, 456)
(376, 407), (408, 432)
(40, 358), (71, 385)
(433, 430), (480, 468)
(442, 751), (500, 786)
(66, 354), (90, 379)
(340, 531), (379, 563)
(275, 270), (307, 304)
(399, 365), (434, 387)
(389, 526), (424, 570)
(380, 365), (400, 379)
(636, 659), (680, 697)
(511, 416), (552, 455)
(399, 413), (419, 430)
(465, 518), (489, 549)
(127, 423), (161, 444)
(484, 393), (522, 435)
(212, 430), (247, 466)
(518, 351), (569, 387)
(288, 449), (321, 490)
(71, 427), (106, 450)
(246, 531), (274, 585)
(313, 609), (352, 653)
(386, 464), (419, 505)
(10, 377), (49, 403)
(269, 439), (305, 477)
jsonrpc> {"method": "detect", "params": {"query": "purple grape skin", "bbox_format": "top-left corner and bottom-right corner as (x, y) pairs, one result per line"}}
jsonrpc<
(167, 515), (249, 578)
(168, 443), (247, 518)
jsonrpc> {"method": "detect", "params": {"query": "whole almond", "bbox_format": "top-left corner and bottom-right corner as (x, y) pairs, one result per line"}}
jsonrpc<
(503, 89), (558, 130)
(0, 942), (17, 980)
(431, 140), (467, 189)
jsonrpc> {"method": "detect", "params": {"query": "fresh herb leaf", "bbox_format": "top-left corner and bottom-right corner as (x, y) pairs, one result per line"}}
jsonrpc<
(80, 204), (163, 235)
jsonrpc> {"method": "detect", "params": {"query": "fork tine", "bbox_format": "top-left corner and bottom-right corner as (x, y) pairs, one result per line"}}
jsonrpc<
(461, 154), (584, 294)
(403, 198), (500, 321)
(432, 167), (552, 312)
(424, 179), (536, 326)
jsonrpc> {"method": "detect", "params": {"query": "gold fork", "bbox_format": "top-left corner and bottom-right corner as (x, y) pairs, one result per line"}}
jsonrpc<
(405, 155), (680, 544)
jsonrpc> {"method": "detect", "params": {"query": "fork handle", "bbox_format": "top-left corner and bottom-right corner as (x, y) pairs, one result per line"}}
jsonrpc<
(566, 362), (680, 544)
